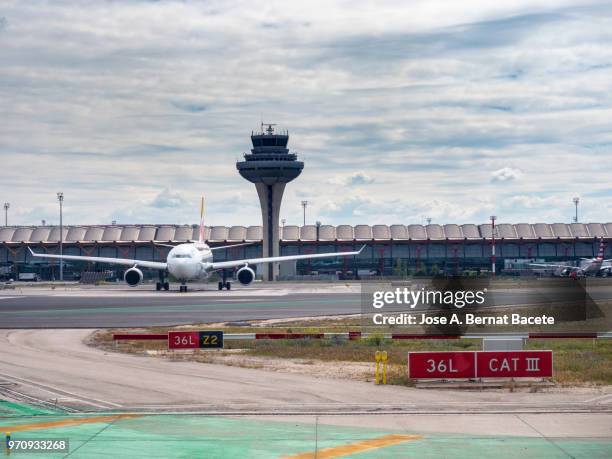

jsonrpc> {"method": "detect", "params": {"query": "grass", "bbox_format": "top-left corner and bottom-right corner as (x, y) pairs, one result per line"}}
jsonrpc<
(528, 338), (612, 385)
(89, 320), (612, 386)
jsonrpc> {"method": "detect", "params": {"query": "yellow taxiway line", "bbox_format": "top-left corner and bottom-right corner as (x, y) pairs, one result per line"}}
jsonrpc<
(283, 433), (423, 458)
(1, 414), (140, 433)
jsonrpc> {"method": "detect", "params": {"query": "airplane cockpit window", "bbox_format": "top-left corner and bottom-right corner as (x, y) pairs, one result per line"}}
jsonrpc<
(173, 253), (192, 258)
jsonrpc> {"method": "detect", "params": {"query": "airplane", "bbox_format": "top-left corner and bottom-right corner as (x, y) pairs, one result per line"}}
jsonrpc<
(528, 239), (612, 278)
(28, 197), (365, 292)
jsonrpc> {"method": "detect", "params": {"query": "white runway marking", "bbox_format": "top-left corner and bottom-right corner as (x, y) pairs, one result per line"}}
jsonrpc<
(584, 393), (612, 404)
(0, 372), (123, 409)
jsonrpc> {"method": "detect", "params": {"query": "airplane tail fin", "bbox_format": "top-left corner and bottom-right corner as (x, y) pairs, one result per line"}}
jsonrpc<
(597, 238), (605, 260)
(198, 195), (205, 244)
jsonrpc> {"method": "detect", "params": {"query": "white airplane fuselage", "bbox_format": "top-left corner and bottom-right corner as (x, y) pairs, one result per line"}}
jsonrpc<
(167, 242), (213, 282)
(577, 258), (605, 275)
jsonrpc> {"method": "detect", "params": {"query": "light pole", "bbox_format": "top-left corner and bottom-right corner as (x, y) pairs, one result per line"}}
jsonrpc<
(57, 192), (64, 281)
(573, 197), (579, 223)
(3, 202), (9, 226)
(490, 215), (497, 279)
(301, 201), (308, 226)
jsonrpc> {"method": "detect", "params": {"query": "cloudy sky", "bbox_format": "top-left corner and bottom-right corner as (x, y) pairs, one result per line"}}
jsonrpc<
(1, 0), (611, 227)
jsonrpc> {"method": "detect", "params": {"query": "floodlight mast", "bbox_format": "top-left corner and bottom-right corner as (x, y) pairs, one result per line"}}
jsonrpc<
(3, 202), (9, 226)
(573, 197), (580, 223)
(57, 192), (64, 281)
(490, 215), (497, 279)
(301, 201), (308, 226)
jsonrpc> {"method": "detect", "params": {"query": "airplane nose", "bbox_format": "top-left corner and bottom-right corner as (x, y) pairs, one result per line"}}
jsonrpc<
(170, 260), (192, 279)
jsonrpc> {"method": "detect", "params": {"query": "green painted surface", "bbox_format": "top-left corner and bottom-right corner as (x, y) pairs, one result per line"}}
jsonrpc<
(1, 411), (611, 458)
(0, 401), (58, 417)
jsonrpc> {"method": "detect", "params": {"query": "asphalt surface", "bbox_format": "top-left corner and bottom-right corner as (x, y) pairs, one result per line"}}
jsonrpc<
(1, 286), (611, 456)
(1, 281), (612, 328)
(0, 283), (363, 327)
(0, 329), (611, 438)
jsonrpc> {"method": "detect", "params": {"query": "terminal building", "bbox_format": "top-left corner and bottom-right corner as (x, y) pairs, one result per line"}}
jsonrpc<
(1, 222), (611, 281)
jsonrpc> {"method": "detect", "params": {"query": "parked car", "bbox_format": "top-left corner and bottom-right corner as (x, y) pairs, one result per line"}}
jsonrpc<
(18, 273), (39, 282)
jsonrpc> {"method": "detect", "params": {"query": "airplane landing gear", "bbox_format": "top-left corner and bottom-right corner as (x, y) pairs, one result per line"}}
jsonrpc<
(158, 272), (170, 292)
(218, 270), (231, 290)
(218, 281), (231, 290)
(180, 285), (188, 293)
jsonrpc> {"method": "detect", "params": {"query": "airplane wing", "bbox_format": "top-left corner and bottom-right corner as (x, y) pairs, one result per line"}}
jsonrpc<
(28, 248), (167, 270)
(153, 243), (176, 248)
(210, 245), (365, 270)
(210, 242), (257, 251)
(154, 242), (256, 251)
(528, 263), (575, 269)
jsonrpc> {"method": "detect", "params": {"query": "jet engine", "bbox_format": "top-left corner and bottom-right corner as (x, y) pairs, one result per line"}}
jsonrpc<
(236, 266), (255, 285)
(124, 267), (143, 286)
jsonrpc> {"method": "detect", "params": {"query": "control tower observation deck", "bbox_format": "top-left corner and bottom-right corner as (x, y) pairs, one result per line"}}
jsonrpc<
(236, 124), (304, 280)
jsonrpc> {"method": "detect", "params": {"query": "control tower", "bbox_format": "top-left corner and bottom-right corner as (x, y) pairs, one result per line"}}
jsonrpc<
(237, 124), (304, 280)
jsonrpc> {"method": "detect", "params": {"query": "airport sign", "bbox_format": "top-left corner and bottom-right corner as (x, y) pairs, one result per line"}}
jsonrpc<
(476, 351), (553, 378)
(408, 350), (553, 379)
(168, 331), (224, 349)
(408, 351), (476, 379)
(199, 331), (224, 349)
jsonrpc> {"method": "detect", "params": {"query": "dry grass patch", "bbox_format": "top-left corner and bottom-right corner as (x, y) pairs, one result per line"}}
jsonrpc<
(88, 324), (612, 386)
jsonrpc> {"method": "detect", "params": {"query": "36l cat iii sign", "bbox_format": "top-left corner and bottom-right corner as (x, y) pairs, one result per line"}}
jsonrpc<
(408, 350), (552, 379)
(477, 351), (553, 378)
(168, 331), (224, 349)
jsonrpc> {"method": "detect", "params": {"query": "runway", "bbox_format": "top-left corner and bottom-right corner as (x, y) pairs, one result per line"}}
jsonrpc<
(0, 283), (362, 327)
(0, 330), (611, 456)
(1, 281), (612, 328)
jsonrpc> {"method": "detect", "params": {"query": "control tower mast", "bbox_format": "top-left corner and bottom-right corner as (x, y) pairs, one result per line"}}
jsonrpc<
(236, 124), (304, 280)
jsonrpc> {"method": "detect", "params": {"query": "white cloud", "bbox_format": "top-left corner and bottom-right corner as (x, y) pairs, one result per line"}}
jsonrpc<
(1, 1), (612, 225)
(491, 167), (523, 182)
(327, 171), (375, 186)
(151, 188), (187, 209)
(507, 195), (557, 209)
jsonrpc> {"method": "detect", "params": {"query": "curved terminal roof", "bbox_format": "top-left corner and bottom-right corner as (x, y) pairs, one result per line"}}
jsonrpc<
(1, 223), (610, 243)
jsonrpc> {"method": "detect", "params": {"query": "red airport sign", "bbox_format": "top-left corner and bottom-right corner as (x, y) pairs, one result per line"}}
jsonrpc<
(408, 351), (476, 379)
(168, 331), (200, 349)
(168, 331), (224, 349)
(408, 350), (553, 379)
(477, 351), (553, 378)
